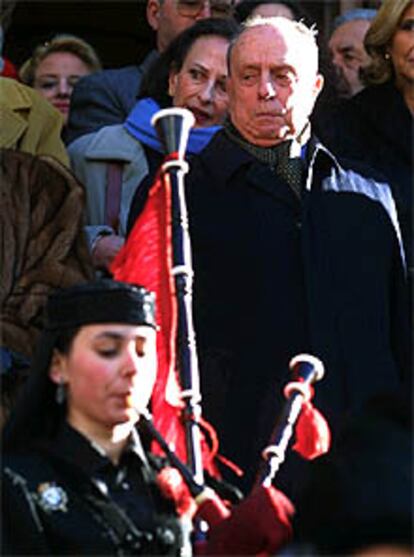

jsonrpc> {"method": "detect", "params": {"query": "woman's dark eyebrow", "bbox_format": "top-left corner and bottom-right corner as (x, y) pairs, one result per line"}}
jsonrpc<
(94, 332), (148, 342)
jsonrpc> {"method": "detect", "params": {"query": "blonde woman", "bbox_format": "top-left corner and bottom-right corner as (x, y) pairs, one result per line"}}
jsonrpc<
(20, 34), (101, 126)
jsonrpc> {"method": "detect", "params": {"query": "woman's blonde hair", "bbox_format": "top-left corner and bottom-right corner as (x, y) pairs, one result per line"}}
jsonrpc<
(19, 33), (102, 85)
(361, 0), (412, 85)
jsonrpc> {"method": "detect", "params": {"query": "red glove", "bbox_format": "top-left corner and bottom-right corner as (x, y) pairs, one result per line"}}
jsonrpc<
(199, 485), (295, 555)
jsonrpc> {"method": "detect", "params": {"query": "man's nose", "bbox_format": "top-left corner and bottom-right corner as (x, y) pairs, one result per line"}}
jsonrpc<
(259, 78), (276, 100)
(330, 50), (341, 69)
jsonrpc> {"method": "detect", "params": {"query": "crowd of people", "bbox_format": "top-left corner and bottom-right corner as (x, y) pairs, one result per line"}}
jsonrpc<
(1, 0), (412, 555)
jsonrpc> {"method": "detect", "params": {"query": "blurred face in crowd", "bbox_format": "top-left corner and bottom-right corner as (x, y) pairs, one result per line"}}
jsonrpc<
(389, 2), (414, 91)
(147, 0), (233, 52)
(227, 22), (323, 147)
(249, 3), (295, 20)
(33, 52), (91, 123)
(328, 18), (371, 98)
(169, 35), (230, 127)
(50, 324), (157, 438)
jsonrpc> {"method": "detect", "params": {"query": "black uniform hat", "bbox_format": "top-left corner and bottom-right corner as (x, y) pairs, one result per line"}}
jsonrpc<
(44, 279), (156, 331)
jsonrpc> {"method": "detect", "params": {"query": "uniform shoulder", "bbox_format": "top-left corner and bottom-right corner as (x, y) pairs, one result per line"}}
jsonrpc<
(3, 450), (54, 484)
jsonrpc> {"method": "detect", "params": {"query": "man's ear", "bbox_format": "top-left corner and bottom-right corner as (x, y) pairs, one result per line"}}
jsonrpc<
(147, 0), (161, 32)
(313, 73), (324, 99)
(49, 350), (68, 385)
(168, 70), (178, 98)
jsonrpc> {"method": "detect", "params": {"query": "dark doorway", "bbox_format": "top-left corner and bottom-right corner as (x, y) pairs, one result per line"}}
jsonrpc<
(4, 1), (153, 69)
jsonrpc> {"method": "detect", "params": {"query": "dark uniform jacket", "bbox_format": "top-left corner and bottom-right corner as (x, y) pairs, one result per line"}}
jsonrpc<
(180, 131), (410, 492)
(2, 423), (189, 555)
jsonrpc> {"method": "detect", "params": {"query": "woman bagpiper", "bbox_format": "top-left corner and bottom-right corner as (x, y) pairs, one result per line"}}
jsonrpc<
(1, 279), (191, 555)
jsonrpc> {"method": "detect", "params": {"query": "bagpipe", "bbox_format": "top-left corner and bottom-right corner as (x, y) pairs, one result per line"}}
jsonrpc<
(111, 108), (331, 555)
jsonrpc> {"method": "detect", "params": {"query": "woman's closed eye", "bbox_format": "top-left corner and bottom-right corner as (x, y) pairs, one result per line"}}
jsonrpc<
(96, 346), (119, 358)
(36, 79), (59, 90)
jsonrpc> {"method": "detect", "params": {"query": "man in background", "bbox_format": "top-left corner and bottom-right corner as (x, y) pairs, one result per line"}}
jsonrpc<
(328, 8), (376, 99)
(179, 16), (409, 495)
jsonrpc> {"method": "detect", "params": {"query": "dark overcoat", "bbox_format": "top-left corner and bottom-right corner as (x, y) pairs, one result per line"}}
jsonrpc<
(183, 131), (410, 491)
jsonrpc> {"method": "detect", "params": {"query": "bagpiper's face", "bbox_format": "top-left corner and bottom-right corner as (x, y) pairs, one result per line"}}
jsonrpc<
(50, 324), (157, 436)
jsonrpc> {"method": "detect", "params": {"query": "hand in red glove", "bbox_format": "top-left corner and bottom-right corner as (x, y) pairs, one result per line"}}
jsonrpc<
(199, 484), (295, 555)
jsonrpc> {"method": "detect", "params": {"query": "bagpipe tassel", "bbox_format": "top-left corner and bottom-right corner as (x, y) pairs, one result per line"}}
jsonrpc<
(293, 398), (331, 460)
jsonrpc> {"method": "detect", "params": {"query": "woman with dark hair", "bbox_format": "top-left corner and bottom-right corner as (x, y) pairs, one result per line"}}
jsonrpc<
(68, 18), (240, 273)
(2, 280), (191, 555)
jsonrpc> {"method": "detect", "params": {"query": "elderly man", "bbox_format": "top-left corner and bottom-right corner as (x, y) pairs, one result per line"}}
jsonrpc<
(66, 0), (234, 144)
(328, 8), (376, 99)
(178, 17), (410, 494)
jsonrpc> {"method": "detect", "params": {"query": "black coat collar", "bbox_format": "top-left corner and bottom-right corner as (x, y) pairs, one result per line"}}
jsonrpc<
(193, 128), (338, 193)
(48, 422), (149, 478)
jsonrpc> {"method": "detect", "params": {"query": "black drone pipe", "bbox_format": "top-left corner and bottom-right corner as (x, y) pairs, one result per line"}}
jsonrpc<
(260, 354), (325, 487)
(151, 108), (204, 485)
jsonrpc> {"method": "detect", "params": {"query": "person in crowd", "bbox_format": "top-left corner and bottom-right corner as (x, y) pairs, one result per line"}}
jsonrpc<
(65, 0), (235, 145)
(0, 22), (18, 78)
(295, 391), (412, 555)
(128, 16), (410, 494)
(0, 147), (93, 426)
(19, 34), (102, 132)
(234, 0), (307, 23)
(1, 280), (194, 555)
(0, 77), (69, 165)
(328, 8), (377, 99)
(321, 0), (413, 289)
(69, 18), (239, 273)
(232, 0), (340, 150)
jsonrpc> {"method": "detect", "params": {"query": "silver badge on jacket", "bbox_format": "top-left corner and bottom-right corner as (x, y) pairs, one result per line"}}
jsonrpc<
(36, 482), (68, 513)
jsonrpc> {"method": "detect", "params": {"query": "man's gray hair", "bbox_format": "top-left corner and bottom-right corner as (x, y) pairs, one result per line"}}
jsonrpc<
(333, 8), (377, 31)
(227, 15), (319, 74)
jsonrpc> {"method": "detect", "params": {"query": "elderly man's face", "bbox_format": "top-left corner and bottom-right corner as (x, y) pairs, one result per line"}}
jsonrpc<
(227, 24), (323, 147)
(328, 19), (371, 98)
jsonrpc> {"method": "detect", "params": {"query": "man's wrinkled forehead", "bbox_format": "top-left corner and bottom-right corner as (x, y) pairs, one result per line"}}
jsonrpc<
(229, 25), (278, 68)
(231, 25), (288, 67)
(230, 23), (315, 73)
